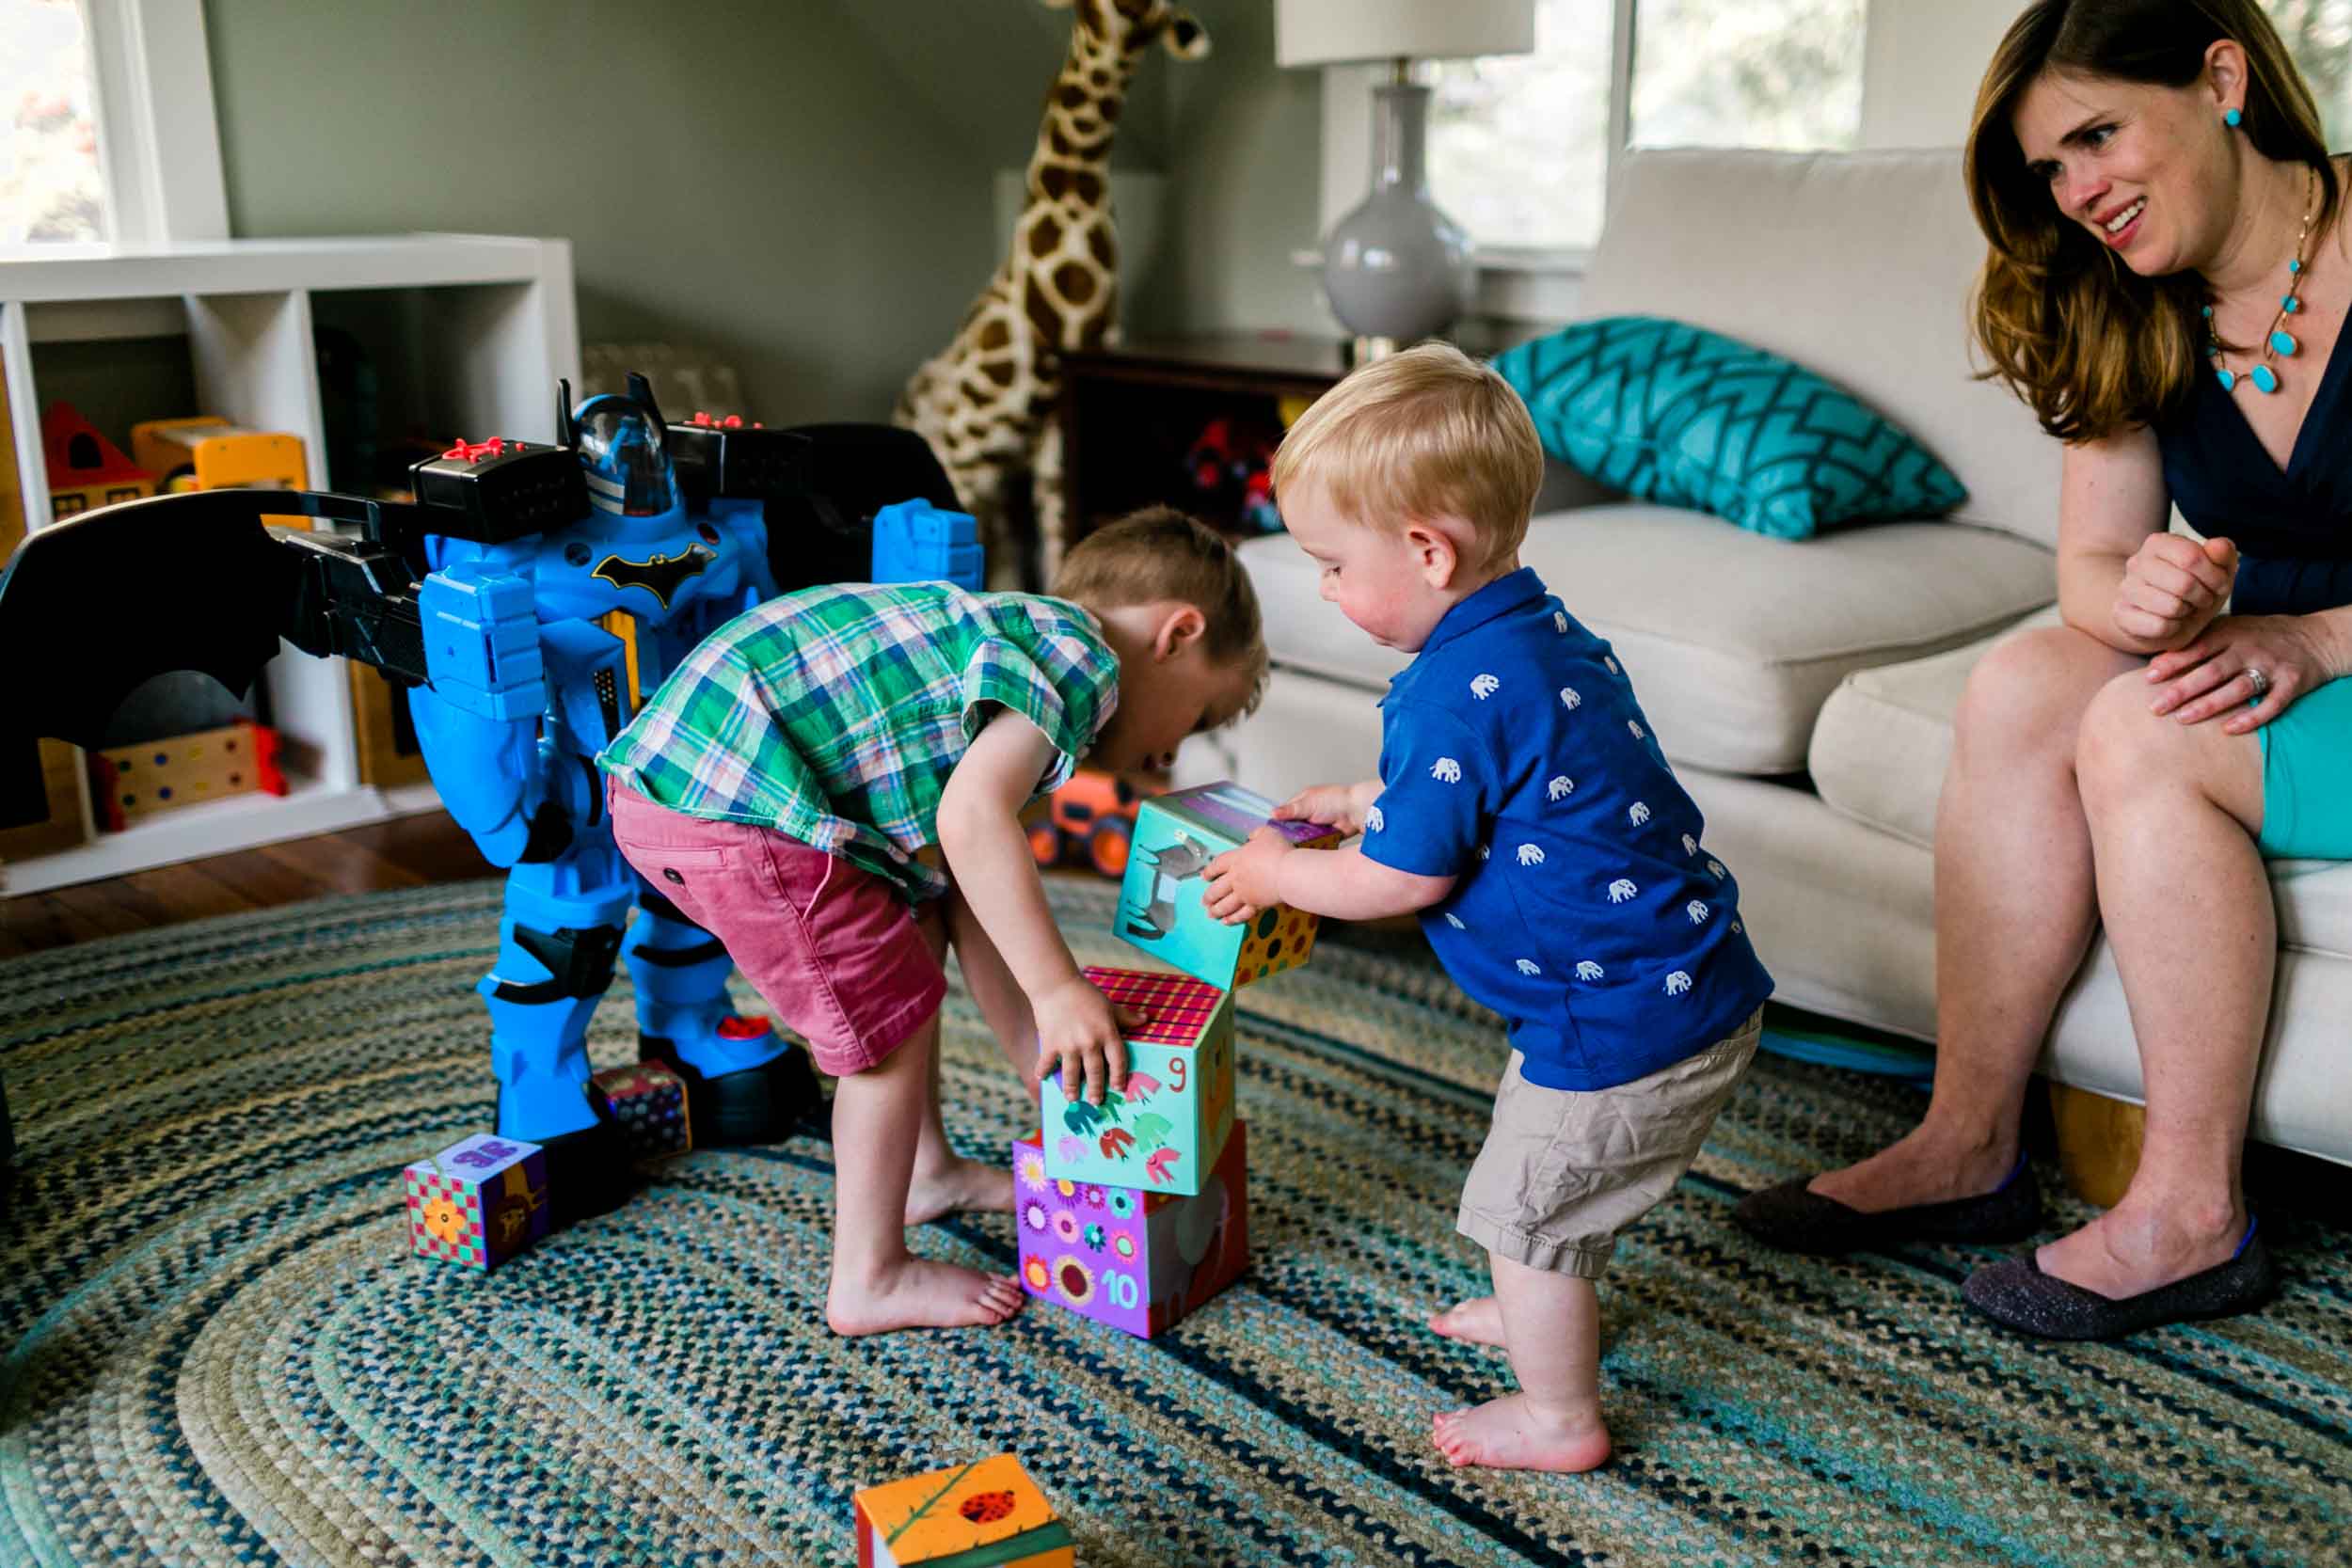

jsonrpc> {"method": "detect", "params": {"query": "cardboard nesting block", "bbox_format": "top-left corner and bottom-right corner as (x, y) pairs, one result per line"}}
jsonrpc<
(405, 1133), (548, 1270)
(589, 1061), (691, 1161)
(852, 1452), (1071, 1568)
(1016, 1120), (1248, 1338)
(1039, 965), (1233, 1196)
(1114, 781), (1341, 990)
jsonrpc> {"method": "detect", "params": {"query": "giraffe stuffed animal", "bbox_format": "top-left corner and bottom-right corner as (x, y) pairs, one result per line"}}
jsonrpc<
(895, 0), (1209, 585)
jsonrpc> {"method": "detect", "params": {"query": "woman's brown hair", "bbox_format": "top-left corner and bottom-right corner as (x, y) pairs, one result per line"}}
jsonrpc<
(1967, 0), (2338, 443)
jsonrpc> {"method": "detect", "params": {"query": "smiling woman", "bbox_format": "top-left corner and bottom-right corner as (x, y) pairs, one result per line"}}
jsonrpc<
(1735, 0), (2352, 1344)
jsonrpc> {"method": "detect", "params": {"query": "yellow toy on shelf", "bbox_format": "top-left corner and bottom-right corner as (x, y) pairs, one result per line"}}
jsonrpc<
(131, 418), (309, 499)
(852, 1454), (1071, 1568)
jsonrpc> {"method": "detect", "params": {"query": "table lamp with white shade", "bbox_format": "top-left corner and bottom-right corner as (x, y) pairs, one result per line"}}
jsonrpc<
(1278, 0), (1536, 358)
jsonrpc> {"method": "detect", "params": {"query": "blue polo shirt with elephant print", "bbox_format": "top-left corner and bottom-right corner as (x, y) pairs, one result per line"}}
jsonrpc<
(1359, 567), (1773, 1090)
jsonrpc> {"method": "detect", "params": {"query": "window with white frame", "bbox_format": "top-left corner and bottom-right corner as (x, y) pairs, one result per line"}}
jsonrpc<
(2, 0), (226, 251)
(1428, 0), (1866, 255)
(3, 0), (108, 244)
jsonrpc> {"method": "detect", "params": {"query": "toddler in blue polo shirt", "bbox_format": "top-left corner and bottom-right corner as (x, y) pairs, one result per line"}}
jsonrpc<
(1203, 342), (1772, 1476)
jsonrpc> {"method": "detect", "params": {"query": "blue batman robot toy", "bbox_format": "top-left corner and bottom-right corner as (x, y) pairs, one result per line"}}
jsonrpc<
(0, 376), (969, 1222)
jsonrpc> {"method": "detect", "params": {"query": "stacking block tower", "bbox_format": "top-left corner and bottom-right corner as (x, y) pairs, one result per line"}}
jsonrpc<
(1016, 1122), (1250, 1338)
(405, 1133), (550, 1271)
(852, 1453), (1072, 1568)
(1024, 781), (1338, 1335)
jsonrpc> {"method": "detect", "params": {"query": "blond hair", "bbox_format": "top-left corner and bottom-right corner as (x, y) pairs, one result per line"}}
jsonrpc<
(1270, 341), (1544, 570)
(1052, 506), (1268, 703)
(1967, 0), (2339, 443)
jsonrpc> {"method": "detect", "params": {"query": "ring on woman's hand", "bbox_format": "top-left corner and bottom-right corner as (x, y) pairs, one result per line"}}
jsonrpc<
(2246, 665), (2271, 699)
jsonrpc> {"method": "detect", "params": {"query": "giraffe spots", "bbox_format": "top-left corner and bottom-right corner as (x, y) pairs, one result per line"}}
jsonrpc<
(1049, 123), (1080, 159)
(1072, 170), (1103, 205)
(1058, 84), (1089, 109)
(1054, 262), (1099, 307)
(981, 358), (1017, 388)
(1029, 214), (1063, 257)
(977, 318), (1010, 353)
(1098, 95), (1121, 123)
(1088, 223), (1116, 269)
(1040, 166), (1072, 201)
(1025, 280), (1061, 342)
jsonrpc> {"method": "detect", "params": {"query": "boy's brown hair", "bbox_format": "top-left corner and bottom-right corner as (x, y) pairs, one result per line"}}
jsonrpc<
(1270, 341), (1544, 571)
(1052, 506), (1268, 707)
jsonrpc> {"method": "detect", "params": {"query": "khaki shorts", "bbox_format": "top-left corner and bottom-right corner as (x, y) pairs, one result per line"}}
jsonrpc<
(1458, 1009), (1762, 1278)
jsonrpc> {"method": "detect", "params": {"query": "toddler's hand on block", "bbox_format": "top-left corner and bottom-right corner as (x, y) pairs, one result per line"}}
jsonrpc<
(1205, 827), (1292, 924)
(1276, 782), (1366, 836)
(1035, 975), (1133, 1105)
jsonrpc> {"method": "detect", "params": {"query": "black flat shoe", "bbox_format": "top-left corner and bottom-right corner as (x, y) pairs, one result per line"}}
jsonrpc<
(1962, 1221), (2278, 1341)
(1732, 1157), (2042, 1256)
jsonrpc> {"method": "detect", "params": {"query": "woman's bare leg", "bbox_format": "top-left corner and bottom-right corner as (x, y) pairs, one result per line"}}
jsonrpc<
(2033, 672), (2269, 1294)
(1810, 626), (2140, 1212)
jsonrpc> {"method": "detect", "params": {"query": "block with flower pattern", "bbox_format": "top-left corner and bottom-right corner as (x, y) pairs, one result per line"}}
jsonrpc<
(403, 1132), (549, 1271)
(1039, 965), (1234, 1196)
(1014, 1122), (1249, 1338)
(1115, 781), (1341, 990)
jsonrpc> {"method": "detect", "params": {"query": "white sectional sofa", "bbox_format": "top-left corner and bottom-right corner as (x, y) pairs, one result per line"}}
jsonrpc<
(1184, 149), (2352, 1167)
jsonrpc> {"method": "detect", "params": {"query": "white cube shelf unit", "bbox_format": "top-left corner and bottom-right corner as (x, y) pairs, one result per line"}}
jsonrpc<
(1, 234), (579, 894)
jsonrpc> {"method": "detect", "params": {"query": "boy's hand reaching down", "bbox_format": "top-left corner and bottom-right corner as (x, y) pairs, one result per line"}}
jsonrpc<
(1276, 781), (1376, 837)
(1204, 826), (1295, 924)
(1036, 974), (1140, 1104)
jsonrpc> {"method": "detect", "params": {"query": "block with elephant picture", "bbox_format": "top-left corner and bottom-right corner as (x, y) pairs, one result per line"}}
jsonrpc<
(1114, 781), (1342, 991)
(1015, 1120), (1249, 1338)
(1038, 964), (1233, 1196)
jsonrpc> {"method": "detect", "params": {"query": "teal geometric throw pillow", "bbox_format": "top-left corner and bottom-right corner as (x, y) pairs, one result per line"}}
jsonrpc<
(1491, 316), (1968, 541)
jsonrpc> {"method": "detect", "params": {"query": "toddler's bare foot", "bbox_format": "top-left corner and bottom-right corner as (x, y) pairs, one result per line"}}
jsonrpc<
(1432, 1396), (1612, 1474)
(826, 1258), (1025, 1337)
(1427, 1296), (1506, 1348)
(905, 1157), (1014, 1226)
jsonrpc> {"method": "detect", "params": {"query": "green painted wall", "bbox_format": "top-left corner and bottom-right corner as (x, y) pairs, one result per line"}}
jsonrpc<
(204, 0), (1324, 424)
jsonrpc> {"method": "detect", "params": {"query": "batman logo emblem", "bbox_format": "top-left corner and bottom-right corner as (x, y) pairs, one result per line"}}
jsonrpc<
(592, 545), (716, 609)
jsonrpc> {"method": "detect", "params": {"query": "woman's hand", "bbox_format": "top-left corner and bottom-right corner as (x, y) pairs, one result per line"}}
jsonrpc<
(2112, 533), (2237, 649)
(2146, 612), (2348, 734)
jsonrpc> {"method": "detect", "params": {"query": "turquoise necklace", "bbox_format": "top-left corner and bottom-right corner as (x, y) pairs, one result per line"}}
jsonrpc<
(2206, 167), (2318, 394)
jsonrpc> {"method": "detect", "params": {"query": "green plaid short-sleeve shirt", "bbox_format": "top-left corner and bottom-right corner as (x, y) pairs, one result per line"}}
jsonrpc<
(597, 582), (1118, 901)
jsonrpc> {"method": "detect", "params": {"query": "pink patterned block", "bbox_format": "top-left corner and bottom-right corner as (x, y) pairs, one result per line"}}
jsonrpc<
(1015, 1121), (1249, 1338)
(403, 1133), (549, 1271)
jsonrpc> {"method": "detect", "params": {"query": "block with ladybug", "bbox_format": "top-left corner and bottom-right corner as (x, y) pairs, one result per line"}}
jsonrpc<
(1038, 965), (1233, 1197)
(1115, 780), (1340, 991)
(404, 1133), (549, 1271)
(852, 1452), (1072, 1568)
(1016, 1121), (1249, 1338)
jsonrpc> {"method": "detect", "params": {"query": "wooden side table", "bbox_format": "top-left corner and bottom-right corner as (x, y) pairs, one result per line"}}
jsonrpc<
(1057, 334), (1349, 551)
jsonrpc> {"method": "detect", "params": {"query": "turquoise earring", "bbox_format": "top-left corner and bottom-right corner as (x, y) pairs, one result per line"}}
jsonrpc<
(2226, 108), (2244, 127)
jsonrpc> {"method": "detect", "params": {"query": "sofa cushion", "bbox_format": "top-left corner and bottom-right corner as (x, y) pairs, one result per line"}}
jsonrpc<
(1238, 503), (2057, 775)
(1581, 149), (2063, 551)
(1493, 316), (1967, 539)
(1809, 612), (2352, 961)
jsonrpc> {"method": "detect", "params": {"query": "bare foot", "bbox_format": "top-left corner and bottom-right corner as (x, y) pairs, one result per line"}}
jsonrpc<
(1806, 1124), (2017, 1215)
(1427, 1296), (1506, 1348)
(826, 1258), (1025, 1336)
(2034, 1196), (2245, 1300)
(905, 1157), (1014, 1226)
(1432, 1396), (1612, 1473)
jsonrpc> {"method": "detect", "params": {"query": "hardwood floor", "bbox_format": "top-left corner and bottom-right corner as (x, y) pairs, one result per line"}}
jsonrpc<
(0, 811), (492, 958)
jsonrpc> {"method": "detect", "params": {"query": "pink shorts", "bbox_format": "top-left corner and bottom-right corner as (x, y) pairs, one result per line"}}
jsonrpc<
(607, 780), (946, 1077)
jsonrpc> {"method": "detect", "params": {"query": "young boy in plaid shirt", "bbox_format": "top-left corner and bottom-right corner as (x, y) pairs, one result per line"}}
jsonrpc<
(598, 510), (1266, 1336)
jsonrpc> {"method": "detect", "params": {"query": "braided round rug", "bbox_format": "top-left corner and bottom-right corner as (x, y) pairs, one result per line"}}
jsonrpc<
(3, 877), (2348, 1567)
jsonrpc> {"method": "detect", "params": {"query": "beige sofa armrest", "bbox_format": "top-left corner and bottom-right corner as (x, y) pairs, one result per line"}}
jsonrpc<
(1534, 459), (1619, 515)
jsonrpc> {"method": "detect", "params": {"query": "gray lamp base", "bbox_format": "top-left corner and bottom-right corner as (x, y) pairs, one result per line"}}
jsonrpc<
(1321, 80), (1476, 350)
